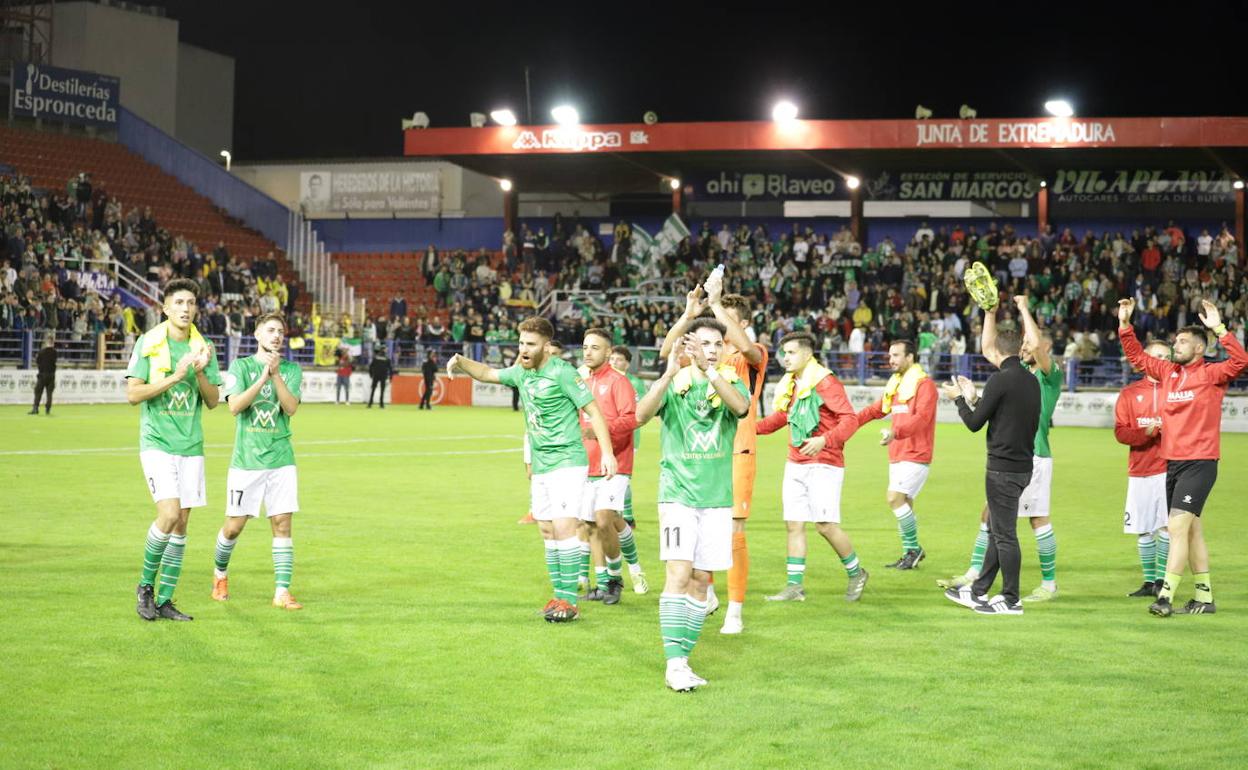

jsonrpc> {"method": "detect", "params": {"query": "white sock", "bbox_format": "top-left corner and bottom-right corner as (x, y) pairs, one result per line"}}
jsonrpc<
(629, 563), (642, 575)
(726, 600), (743, 619)
(666, 656), (688, 674)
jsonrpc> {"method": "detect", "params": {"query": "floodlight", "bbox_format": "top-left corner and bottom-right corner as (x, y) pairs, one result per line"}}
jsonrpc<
(499, 179), (513, 192)
(490, 109), (517, 126)
(772, 100), (798, 122)
(551, 105), (579, 125)
(1044, 99), (1074, 117)
(845, 175), (861, 190)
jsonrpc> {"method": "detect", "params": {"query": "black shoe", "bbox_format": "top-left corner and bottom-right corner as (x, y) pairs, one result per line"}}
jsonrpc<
(1174, 599), (1216, 615)
(136, 583), (157, 621)
(584, 587), (607, 602)
(603, 579), (623, 605)
(1149, 597), (1173, 617)
(1128, 582), (1157, 597)
(897, 548), (925, 570)
(155, 601), (193, 621)
(1153, 579), (1165, 595)
(27, 409), (38, 415)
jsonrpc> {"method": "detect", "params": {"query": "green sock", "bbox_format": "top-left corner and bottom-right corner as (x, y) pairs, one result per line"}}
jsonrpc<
(1155, 530), (1170, 580)
(684, 595), (708, 657)
(214, 530), (237, 576)
(622, 485), (635, 525)
(140, 523), (170, 586)
(557, 539), (580, 605)
(1137, 534), (1157, 583)
(1193, 572), (1213, 604)
(840, 551), (861, 577)
(893, 504), (920, 552)
(594, 566), (609, 590)
(155, 533), (186, 605)
(606, 555), (622, 582)
(969, 523), (989, 573)
(618, 525), (640, 567)
(1035, 524), (1057, 585)
(578, 540), (591, 585)
(272, 537), (293, 592)
(786, 556), (806, 585)
(1159, 571), (1182, 601)
(543, 540), (559, 594)
(659, 593), (687, 660)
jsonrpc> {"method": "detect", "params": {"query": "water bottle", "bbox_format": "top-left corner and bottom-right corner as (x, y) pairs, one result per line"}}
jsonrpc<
(708, 263), (725, 285)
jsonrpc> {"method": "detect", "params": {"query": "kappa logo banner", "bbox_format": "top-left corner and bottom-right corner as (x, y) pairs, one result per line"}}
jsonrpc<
(512, 129), (625, 152)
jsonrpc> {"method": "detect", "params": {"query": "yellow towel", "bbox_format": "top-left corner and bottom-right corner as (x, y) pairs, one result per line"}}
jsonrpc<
(772, 359), (833, 413)
(141, 320), (206, 376)
(672, 364), (740, 408)
(881, 363), (928, 414)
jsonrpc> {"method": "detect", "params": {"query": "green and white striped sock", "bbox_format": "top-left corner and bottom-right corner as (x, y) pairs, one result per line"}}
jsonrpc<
(577, 539), (591, 586)
(594, 565), (609, 590)
(1137, 534), (1157, 583)
(1034, 524), (1057, 588)
(893, 503), (920, 552)
(557, 537), (580, 605)
(786, 556), (806, 585)
(659, 593), (687, 660)
(1155, 529), (1170, 579)
(840, 551), (861, 577)
(606, 555), (623, 583)
(684, 595), (708, 657)
(618, 524), (640, 569)
(155, 533), (186, 605)
(543, 539), (559, 594)
(272, 537), (294, 593)
(969, 522), (990, 574)
(622, 485), (635, 525)
(139, 523), (170, 586)
(213, 529), (237, 578)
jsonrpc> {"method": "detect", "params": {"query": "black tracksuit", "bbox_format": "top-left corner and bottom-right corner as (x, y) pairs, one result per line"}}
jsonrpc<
(955, 356), (1041, 605)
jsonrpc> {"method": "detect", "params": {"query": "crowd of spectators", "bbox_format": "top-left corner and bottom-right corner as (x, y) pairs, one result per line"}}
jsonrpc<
(1, 172), (301, 350)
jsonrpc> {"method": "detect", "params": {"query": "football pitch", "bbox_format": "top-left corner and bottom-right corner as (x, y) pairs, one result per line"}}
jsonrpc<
(2, 403), (1246, 769)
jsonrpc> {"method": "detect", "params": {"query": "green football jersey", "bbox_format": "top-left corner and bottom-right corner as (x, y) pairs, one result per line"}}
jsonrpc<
(1030, 361), (1063, 458)
(222, 355), (302, 470)
(125, 332), (223, 456)
(499, 356), (594, 474)
(656, 372), (747, 509)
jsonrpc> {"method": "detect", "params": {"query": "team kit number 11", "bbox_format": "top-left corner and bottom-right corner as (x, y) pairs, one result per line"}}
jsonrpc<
(664, 526), (681, 548)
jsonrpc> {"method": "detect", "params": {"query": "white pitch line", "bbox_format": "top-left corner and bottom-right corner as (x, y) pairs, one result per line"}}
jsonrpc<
(0, 435), (522, 456)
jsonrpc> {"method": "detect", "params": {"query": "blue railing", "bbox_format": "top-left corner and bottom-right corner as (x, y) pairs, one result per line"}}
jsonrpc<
(117, 107), (291, 249)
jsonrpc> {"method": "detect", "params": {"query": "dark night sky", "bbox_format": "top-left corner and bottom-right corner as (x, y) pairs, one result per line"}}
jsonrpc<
(154, 1), (1248, 162)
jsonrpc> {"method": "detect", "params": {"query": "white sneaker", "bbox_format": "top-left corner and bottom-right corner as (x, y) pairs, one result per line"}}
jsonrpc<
(974, 594), (1024, 615)
(665, 666), (701, 692)
(720, 614), (743, 635)
(705, 584), (719, 615)
(682, 663), (708, 687)
(632, 571), (649, 595)
(944, 585), (987, 610)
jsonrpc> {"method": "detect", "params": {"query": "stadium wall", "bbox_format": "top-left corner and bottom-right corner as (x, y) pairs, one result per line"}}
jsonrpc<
(174, 43), (235, 158)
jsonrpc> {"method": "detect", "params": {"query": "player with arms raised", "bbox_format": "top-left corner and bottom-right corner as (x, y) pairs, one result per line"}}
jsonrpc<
(449, 317), (616, 622)
(127, 278), (222, 622)
(1113, 339), (1172, 598)
(636, 319), (749, 691)
(1118, 298), (1248, 616)
(211, 313), (304, 610)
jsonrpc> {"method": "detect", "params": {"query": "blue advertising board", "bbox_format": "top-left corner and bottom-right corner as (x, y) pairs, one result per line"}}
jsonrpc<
(10, 61), (120, 127)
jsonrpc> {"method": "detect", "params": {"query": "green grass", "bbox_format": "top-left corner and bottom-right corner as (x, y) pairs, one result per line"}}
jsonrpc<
(2, 403), (1247, 769)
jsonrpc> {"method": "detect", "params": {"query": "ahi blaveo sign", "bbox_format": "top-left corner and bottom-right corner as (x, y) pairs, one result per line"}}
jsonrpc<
(695, 171), (844, 200)
(10, 62), (120, 127)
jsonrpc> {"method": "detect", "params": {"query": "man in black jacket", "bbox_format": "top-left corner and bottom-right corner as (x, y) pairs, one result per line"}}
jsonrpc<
(31, 335), (57, 415)
(420, 350), (438, 410)
(367, 345), (393, 408)
(941, 323), (1040, 615)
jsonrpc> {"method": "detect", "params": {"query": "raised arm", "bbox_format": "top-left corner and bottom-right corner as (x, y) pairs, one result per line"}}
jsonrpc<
(683, 332), (748, 417)
(981, 305), (998, 361)
(636, 352), (679, 427)
(706, 276), (762, 365)
(126, 355), (194, 406)
(1117, 299), (1170, 382)
(658, 286), (706, 359)
(447, 353), (501, 384)
(1198, 300), (1248, 384)
(227, 361), (270, 416)
(1013, 294), (1051, 375)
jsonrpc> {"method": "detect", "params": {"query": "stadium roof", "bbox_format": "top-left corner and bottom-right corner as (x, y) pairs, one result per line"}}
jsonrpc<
(403, 116), (1248, 194)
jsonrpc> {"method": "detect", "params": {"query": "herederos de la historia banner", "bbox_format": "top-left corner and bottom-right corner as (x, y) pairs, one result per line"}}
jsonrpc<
(299, 170), (440, 216)
(10, 61), (120, 127)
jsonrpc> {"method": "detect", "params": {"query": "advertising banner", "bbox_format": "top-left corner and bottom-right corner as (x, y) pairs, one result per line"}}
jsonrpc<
(865, 170), (1037, 201)
(405, 117), (1248, 157)
(1050, 169), (1235, 205)
(10, 61), (120, 127)
(691, 170), (846, 201)
(299, 170), (440, 215)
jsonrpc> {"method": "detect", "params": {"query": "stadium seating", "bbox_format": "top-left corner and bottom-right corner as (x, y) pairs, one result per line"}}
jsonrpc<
(331, 250), (503, 322)
(0, 125), (309, 310)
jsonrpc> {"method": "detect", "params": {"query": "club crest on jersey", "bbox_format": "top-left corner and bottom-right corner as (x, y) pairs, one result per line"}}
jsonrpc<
(261, 383), (273, 399)
(598, 385), (608, 395)
(165, 384), (192, 410)
(1137, 395), (1144, 402)
(251, 407), (278, 428)
(688, 424), (721, 452)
